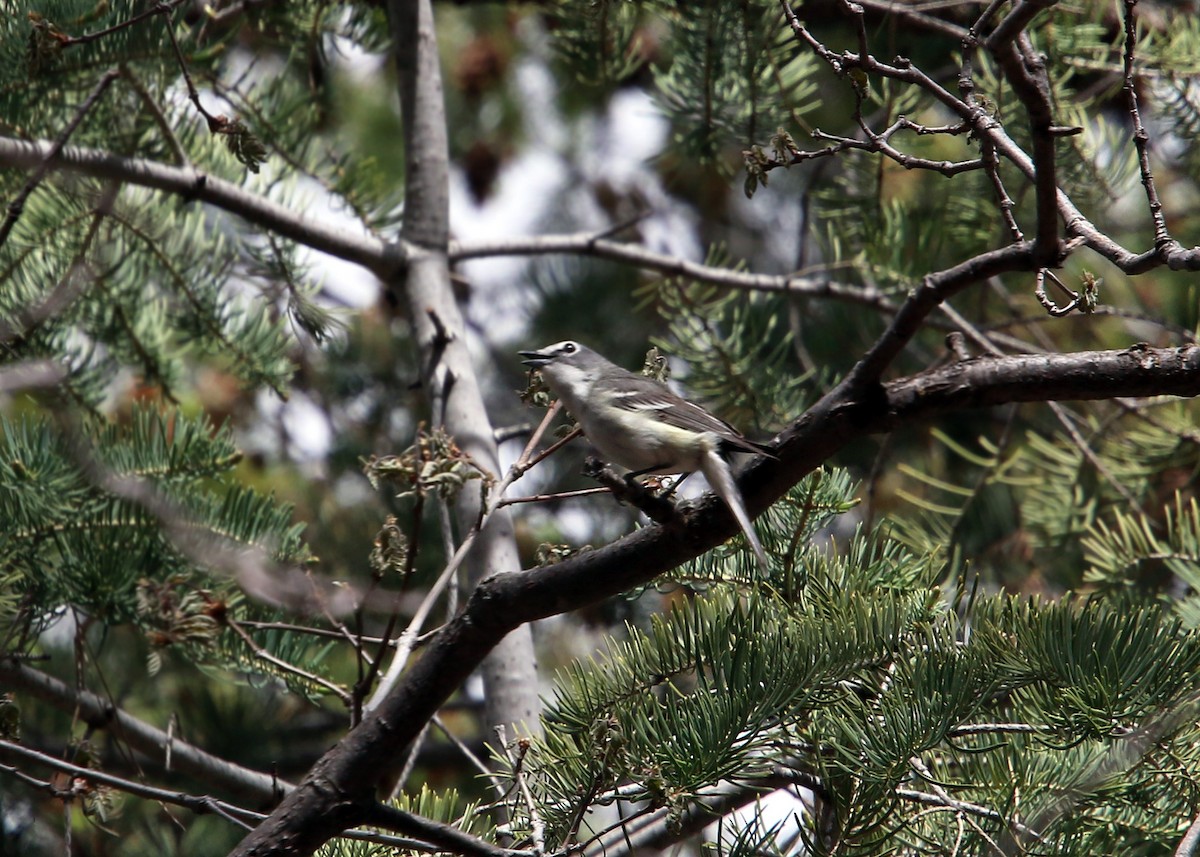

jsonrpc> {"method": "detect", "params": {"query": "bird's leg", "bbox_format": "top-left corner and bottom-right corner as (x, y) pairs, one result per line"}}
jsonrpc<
(624, 463), (671, 481)
(583, 457), (682, 528)
(659, 472), (693, 499)
(622, 465), (689, 505)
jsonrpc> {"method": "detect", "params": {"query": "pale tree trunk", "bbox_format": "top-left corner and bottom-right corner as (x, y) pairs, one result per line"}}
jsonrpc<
(387, 0), (542, 750)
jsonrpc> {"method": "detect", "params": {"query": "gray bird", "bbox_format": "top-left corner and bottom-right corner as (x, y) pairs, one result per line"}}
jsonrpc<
(520, 340), (771, 569)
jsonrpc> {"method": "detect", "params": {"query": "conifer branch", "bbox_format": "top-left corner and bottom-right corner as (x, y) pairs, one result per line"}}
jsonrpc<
(0, 659), (287, 804)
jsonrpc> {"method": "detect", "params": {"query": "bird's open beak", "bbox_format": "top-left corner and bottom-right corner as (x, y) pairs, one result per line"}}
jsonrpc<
(519, 350), (551, 368)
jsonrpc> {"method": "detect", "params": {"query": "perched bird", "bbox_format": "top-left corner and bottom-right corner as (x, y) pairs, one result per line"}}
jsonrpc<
(519, 340), (771, 569)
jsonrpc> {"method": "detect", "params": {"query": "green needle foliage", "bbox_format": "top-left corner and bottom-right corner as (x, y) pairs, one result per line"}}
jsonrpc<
(0, 405), (334, 696)
(4, 1), (1200, 855)
(503, 536), (1200, 855)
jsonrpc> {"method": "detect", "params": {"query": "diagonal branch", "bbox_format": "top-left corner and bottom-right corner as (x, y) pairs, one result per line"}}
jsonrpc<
(0, 739), (454, 852)
(775, 1), (1200, 274)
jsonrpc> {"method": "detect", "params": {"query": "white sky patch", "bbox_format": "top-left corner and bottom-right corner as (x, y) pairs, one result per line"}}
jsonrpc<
(249, 389), (334, 466)
(589, 88), (669, 184)
(514, 58), (568, 150)
(451, 149), (571, 342)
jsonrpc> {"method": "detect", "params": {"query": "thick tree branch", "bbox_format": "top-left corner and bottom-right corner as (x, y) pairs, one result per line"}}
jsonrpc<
(218, 343), (1200, 856)
(0, 739), (450, 853)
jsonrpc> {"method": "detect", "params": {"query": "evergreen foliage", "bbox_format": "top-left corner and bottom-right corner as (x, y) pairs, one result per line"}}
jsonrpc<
(2, 0), (1200, 856)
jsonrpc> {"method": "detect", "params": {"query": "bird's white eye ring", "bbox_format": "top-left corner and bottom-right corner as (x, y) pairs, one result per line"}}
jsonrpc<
(563, 342), (577, 354)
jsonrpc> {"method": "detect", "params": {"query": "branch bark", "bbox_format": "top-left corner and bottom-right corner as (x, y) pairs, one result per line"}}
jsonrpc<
(382, 0), (541, 761)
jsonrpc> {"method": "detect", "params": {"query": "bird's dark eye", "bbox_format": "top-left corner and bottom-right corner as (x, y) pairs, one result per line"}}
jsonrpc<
(563, 342), (577, 354)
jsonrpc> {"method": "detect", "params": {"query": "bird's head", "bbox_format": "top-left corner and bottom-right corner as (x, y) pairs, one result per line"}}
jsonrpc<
(519, 340), (594, 370)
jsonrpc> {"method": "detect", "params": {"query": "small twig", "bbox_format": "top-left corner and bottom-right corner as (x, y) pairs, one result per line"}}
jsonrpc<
(1048, 400), (1144, 511)
(945, 331), (972, 362)
(1033, 268), (1080, 317)
(158, 2), (222, 129)
(390, 721), (432, 800)
(856, 0), (969, 40)
(354, 497), (425, 722)
(947, 723), (1055, 739)
(223, 615), (351, 704)
(51, 0), (188, 48)
(1121, 0), (1171, 247)
(431, 713), (505, 796)
(971, 0), (1011, 36)
(909, 756), (1011, 856)
(496, 725), (546, 856)
(981, 136), (1023, 241)
(897, 777), (1043, 845)
(119, 64), (190, 166)
(497, 487), (609, 508)
(520, 425), (583, 473)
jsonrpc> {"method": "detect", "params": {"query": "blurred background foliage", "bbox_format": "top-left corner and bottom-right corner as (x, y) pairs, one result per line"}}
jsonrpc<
(2, 0), (1200, 854)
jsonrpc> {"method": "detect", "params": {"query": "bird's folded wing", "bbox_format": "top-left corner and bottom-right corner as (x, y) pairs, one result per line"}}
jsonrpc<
(603, 381), (765, 454)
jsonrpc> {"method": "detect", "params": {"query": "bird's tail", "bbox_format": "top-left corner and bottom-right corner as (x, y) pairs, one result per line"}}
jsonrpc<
(700, 449), (769, 572)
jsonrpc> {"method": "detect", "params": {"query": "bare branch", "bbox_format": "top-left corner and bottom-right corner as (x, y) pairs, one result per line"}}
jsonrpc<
(0, 359), (67, 393)
(984, 21), (1061, 262)
(0, 137), (399, 277)
(1122, 0), (1171, 247)
(776, 2), (1200, 273)
(850, 242), (1033, 385)
(451, 231), (896, 305)
(0, 739), (457, 853)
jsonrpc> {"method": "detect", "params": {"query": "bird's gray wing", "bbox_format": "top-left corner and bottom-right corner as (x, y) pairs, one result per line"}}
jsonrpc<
(597, 376), (768, 455)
